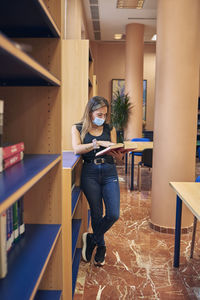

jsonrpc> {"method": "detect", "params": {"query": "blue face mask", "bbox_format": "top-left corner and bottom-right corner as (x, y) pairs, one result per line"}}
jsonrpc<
(93, 117), (105, 126)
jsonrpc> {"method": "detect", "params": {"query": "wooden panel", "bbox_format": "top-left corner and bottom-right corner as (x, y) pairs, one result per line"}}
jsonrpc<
(89, 60), (94, 84)
(62, 40), (89, 150)
(0, 87), (61, 154)
(65, 0), (82, 39)
(24, 162), (62, 224)
(92, 75), (98, 97)
(62, 168), (72, 300)
(43, 0), (61, 33)
(39, 233), (62, 291)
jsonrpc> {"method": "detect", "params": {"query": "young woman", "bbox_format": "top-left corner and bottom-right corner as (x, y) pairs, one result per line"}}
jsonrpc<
(71, 96), (124, 266)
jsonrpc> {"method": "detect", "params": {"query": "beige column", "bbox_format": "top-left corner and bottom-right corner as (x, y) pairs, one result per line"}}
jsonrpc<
(125, 23), (144, 139)
(151, 0), (200, 229)
(65, 0), (82, 39)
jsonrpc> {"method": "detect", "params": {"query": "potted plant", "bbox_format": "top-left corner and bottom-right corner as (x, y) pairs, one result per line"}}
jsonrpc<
(111, 90), (132, 142)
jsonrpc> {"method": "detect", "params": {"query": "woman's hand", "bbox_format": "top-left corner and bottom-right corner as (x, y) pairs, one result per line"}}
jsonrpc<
(97, 141), (115, 148)
(109, 149), (125, 163)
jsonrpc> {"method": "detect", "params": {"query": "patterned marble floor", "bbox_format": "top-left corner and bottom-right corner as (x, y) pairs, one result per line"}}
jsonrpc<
(74, 162), (200, 300)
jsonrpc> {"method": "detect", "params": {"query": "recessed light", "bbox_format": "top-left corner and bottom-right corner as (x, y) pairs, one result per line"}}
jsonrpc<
(114, 34), (123, 40)
(151, 34), (157, 41)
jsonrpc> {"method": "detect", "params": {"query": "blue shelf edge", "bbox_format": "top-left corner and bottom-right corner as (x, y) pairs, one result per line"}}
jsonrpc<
(0, 154), (61, 206)
(34, 290), (62, 300)
(62, 151), (80, 169)
(72, 187), (81, 216)
(72, 219), (82, 261)
(72, 248), (82, 298)
(0, 224), (61, 300)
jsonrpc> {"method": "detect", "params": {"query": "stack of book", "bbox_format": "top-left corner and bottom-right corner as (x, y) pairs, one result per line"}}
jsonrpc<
(0, 197), (25, 278)
(0, 142), (25, 172)
(0, 99), (24, 172)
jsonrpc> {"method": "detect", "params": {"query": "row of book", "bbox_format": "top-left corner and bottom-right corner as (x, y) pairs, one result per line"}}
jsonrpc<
(0, 99), (25, 172)
(0, 197), (25, 278)
(0, 142), (25, 172)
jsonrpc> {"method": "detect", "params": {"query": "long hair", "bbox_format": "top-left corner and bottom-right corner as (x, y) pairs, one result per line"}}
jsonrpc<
(80, 96), (109, 141)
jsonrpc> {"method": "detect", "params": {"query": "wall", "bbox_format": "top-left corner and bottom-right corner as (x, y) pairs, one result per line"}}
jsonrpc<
(144, 44), (156, 130)
(90, 42), (156, 130)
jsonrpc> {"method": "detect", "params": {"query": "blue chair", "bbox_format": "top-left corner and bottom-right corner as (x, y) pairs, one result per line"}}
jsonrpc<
(137, 148), (153, 192)
(127, 137), (150, 190)
(190, 175), (200, 258)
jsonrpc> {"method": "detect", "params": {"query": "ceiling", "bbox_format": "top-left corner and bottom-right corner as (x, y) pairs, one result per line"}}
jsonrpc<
(82, 0), (157, 42)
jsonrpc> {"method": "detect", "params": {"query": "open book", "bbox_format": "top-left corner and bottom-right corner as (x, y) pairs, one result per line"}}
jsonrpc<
(95, 141), (137, 157)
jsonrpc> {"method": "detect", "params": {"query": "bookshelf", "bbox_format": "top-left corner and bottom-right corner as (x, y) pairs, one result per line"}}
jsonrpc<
(89, 48), (94, 99)
(88, 48), (97, 99)
(0, 33), (60, 86)
(0, 0), (62, 299)
(62, 39), (89, 150)
(62, 152), (88, 299)
(0, 0), (60, 38)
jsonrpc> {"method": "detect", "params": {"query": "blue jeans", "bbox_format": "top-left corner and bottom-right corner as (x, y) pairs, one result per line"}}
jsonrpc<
(81, 162), (120, 247)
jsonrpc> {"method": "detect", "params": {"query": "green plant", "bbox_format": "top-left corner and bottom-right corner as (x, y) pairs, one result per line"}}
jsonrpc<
(111, 90), (132, 131)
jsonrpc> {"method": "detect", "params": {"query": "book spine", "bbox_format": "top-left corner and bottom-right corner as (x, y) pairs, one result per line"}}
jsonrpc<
(4, 151), (24, 170)
(3, 142), (25, 160)
(18, 197), (25, 235)
(6, 207), (13, 251)
(0, 211), (7, 278)
(12, 202), (19, 242)
(0, 100), (4, 147)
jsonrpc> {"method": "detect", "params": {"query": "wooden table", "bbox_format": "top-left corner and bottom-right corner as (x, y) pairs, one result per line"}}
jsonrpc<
(125, 142), (153, 190)
(170, 182), (200, 267)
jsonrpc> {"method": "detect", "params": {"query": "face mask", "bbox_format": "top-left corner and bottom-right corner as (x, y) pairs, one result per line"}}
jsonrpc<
(93, 117), (105, 126)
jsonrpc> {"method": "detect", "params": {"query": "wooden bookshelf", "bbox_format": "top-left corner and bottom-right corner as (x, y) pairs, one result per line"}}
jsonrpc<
(0, 154), (61, 214)
(62, 39), (89, 150)
(88, 47), (97, 99)
(0, 0), (62, 299)
(0, 225), (61, 299)
(0, 33), (60, 86)
(0, 0), (60, 38)
(35, 290), (62, 300)
(62, 152), (88, 299)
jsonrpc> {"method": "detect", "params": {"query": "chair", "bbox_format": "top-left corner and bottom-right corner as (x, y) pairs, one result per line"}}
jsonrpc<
(126, 138), (150, 190)
(137, 148), (153, 192)
(190, 175), (200, 258)
(125, 137), (150, 174)
(143, 130), (154, 141)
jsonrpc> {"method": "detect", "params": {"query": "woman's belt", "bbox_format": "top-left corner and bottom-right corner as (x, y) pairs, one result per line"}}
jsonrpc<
(84, 157), (114, 165)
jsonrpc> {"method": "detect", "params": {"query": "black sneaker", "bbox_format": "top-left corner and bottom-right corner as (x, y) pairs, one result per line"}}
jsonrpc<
(94, 246), (106, 266)
(82, 232), (96, 262)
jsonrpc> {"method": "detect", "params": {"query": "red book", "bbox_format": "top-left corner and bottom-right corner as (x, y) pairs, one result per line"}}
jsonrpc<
(95, 142), (137, 157)
(3, 151), (24, 170)
(3, 142), (24, 160)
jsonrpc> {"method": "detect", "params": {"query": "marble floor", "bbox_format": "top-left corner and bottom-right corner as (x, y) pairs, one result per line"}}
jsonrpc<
(74, 162), (200, 300)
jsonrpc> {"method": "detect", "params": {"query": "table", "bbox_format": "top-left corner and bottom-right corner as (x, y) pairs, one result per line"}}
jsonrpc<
(170, 182), (200, 267)
(126, 142), (153, 190)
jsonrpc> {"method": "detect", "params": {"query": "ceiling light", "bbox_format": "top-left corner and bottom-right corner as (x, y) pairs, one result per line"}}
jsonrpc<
(114, 34), (123, 40)
(116, 0), (145, 9)
(151, 34), (157, 41)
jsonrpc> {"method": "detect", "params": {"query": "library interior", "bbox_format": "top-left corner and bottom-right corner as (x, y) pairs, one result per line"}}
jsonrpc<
(0, 0), (200, 299)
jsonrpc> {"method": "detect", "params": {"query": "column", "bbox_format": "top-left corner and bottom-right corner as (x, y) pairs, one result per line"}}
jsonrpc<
(65, 0), (82, 39)
(151, 0), (200, 230)
(125, 23), (144, 139)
